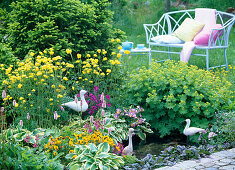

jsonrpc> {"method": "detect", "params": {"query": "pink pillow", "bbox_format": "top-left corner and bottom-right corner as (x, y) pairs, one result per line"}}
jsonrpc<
(194, 24), (222, 45)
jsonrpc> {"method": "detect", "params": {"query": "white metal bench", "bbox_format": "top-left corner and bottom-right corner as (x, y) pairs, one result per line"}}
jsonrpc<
(144, 9), (235, 70)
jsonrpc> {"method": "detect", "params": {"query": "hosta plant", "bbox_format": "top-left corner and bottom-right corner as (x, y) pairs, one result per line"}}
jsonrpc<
(124, 60), (233, 138)
(66, 142), (124, 170)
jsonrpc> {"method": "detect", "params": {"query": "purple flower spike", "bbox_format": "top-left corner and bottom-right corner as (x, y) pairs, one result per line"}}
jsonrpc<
(105, 95), (110, 100)
(94, 86), (99, 93)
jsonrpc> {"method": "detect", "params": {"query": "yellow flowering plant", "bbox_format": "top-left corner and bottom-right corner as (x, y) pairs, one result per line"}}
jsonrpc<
(1, 49), (74, 129)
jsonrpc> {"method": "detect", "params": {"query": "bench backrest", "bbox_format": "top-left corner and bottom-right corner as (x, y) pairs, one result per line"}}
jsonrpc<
(146, 9), (234, 47)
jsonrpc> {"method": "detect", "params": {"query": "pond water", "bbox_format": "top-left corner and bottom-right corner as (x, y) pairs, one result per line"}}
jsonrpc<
(134, 143), (165, 159)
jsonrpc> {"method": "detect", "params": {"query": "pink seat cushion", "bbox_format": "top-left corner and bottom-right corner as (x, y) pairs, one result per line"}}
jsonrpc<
(194, 24), (222, 45)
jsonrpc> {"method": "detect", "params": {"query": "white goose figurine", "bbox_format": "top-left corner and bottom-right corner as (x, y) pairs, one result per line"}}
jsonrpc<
(183, 119), (206, 144)
(61, 90), (88, 112)
(122, 128), (135, 156)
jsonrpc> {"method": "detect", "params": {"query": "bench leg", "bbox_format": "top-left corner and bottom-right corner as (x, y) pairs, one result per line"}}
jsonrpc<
(224, 48), (229, 71)
(206, 49), (209, 70)
(168, 47), (171, 60)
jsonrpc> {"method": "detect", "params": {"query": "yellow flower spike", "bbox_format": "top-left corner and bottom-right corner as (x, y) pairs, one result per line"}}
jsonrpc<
(110, 38), (115, 42)
(102, 51), (107, 55)
(18, 84), (22, 88)
(118, 46), (122, 50)
(15, 103), (19, 107)
(117, 53), (122, 58)
(66, 49), (72, 54)
(111, 52), (116, 55)
(77, 53), (82, 59)
(97, 49), (101, 53)
(87, 54), (91, 58)
(116, 38), (121, 43)
(78, 77), (82, 79)
(103, 57), (107, 61)
(51, 85), (55, 88)
(63, 77), (68, 81)
(28, 93), (31, 96)
(72, 86), (75, 90)
(53, 152), (57, 156)
(19, 97), (24, 100)
(89, 81), (93, 83)
(49, 51), (54, 55)
(101, 73), (105, 76)
(49, 98), (53, 101)
(93, 54), (97, 57)
(30, 52), (35, 57)
(43, 50), (47, 53)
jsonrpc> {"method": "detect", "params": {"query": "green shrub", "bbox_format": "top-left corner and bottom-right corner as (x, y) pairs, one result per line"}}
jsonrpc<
(0, 143), (64, 169)
(0, 0), (125, 59)
(124, 60), (233, 137)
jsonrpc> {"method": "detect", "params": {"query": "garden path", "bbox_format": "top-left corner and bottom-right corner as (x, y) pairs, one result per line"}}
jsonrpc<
(156, 148), (235, 170)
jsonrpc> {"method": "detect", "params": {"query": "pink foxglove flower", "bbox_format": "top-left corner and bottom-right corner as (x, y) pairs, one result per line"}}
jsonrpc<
(90, 116), (94, 123)
(60, 106), (64, 111)
(13, 100), (16, 106)
(54, 111), (58, 120)
(2, 90), (6, 98)
(27, 113), (30, 120)
(108, 127), (112, 135)
(103, 118), (106, 125)
(1, 107), (4, 112)
(101, 100), (106, 108)
(75, 96), (78, 104)
(101, 109), (105, 116)
(100, 92), (105, 102)
(20, 120), (23, 126)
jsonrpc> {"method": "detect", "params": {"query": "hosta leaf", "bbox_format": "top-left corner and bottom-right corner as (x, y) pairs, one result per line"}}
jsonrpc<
(84, 162), (93, 169)
(98, 142), (110, 152)
(136, 132), (146, 140)
(90, 162), (98, 170)
(96, 152), (110, 159)
(89, 143), (98, 153)
(70, 164), (81, 170)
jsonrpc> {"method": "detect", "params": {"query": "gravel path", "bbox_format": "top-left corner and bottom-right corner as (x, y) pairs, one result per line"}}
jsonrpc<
(156, 148), (235, 170)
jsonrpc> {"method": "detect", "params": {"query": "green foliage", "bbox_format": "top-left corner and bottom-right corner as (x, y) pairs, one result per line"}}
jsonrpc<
(0, 143), (64, 169)
(124, 60), (233, 137)
(200, 111), (235, 145)
(0, 43), (17, 67)
(66, 142), (124, 169)
(197, 0), (234, 12)
(0, 0), (125, 59)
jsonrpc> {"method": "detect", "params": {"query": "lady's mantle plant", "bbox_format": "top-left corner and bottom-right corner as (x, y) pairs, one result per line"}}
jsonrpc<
(124, 60), (233, 138)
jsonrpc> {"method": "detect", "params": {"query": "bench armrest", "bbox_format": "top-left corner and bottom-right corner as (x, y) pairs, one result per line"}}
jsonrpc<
(208, 18), (234, 48)
(144, 14), (169, 43)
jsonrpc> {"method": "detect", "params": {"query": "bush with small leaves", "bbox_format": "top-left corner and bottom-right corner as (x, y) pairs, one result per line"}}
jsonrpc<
(124, 60), (233, 138)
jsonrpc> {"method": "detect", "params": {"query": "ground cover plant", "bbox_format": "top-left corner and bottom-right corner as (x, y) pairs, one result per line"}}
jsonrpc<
(0, 0), (234, 169)
(124, 60), (233, 139)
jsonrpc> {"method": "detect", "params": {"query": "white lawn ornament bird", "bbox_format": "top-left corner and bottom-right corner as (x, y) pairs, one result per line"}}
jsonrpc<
(61, 90), (88, 112)
(122, 128), (135, 156)
(183, 119), (206, 144)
